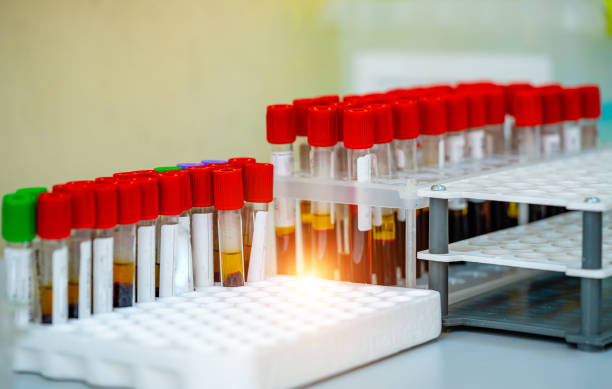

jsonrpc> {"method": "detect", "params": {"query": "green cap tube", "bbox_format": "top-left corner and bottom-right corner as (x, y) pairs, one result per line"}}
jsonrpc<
(154, 166), (182, 172)
(2, 193), (37, 242)
(16, 187), (48, 199)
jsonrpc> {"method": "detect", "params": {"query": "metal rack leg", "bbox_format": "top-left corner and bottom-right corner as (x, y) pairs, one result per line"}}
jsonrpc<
(428, 198), (449, 316)
(579, 210), (602, 351)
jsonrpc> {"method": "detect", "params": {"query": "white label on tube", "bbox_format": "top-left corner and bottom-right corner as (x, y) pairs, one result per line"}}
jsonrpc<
(78, 240), (92, 318)
(394, 148), (406, 170)
(52, 246), (68, 324)
(159, 224), (176, 297)
(192, 213), (214, 288)
(4, 247), (33, 327)
(541, 133), (561, 156)
(248, 211), (268, 282)
(93, 237), (113, 314)
(356, 154), (372, 231)
(467, 129), (485, 160)
(271, 151), (293, 177)
(438, 139), (445, 168)
(445, 134), (465, 164)
(173, 216), (191, 295)
(137, 225), (155, 303)
(563, 125), (581, 153)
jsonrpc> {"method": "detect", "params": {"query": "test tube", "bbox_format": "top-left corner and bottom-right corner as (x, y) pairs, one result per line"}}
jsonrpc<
(444, 93), (469, 243)
(293, 98), (315, 174)
(2, 192), (38, 327)
(418, 95), (447, 168)
(228, 157), (256, 168)
(15, 187), (47, 270)
(188, 166), (215, 288)
(112, 180), (140, 307)
(56, 182), (94, 318)
(213, 168), (245, 287)
(579, 85), (601, 149)
(368, 103), (397, 286)
(560, 87), (583, 154)
(92, 182), (117, 314)
(465, 92), (491, 238)
(511, 89), (541, 160)
(483, 86), (506, 156)
(36, 192), (71, 324)
(134, 175), (159, 303)
(266, 104), (297, 275)
(307, 105), (338, 279)
(157, 172), (182, 297)
(174, 170), (193, 294)
(243, 163), (274, 282)
(202, 162), (228, 281)
(538, 86), (563, 157)
(504, 82), (533, 146)
(344, 107), (374, 284)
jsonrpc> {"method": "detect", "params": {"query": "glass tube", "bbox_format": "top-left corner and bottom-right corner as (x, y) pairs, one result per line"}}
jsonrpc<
(67, 228), (91, 318)
(580, 119), (598, 149)
(421, 134), (445, 168)
(511, 125), (540, 160)
(174, 210), (192, 295)
(392, 138), (418, 174)
(334, 141), (351, 281)
(218, 209), (245, 287)
(4, 241), (37, 326)
(562, 119), (582, 153)
(271, 144), (297, 276)
(540, 123), (562, 157)
(136, 218), (156, 302)
(38, 239), (68, 324)
(113, 224), (136, 307)
(485, 123), (505, 156)
(93, 228), (114, 314)
(192, 206), (215, 288)
(242, 202), (269, 281)
(157, 215), (178, 297)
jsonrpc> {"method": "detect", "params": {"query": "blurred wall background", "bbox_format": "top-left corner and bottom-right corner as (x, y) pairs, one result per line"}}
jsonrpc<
(1, 0), (611, 239)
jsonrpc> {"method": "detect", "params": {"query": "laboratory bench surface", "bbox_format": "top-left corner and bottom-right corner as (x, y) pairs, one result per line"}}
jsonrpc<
(12, 328), (612, 389)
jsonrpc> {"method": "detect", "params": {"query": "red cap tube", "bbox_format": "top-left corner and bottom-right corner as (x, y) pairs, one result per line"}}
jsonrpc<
(293, 98), (316, 137)
(343, 107), (374, 150)
(368, 103), (394, 144)
(513, 90), (542, 127)
(466, 92), (487, 128)
(561, 87), (582, 122)
(505, 83), (532, 115)
(266, 104), (296, 144)
(307, 105), (338, 147)
(313, 94), (340, 105)
(176, 170), (192, 212)
(60, 181), (95, 229)
(135, 176), (159, 220)
(116, 180), (141, 225)
(93, 182), (117, 229)
(37, 192), (72, 240)
(446, 94), (468, 132)
(227, 158), (256, 168)
(158, 172), (183, 216)
(484, 87), (505, 125)
(244, 163), (274, 203)
(213, 168), (244, 211)
(579, 85), (601, 119)
(391, 99), (419, 140)
(332, 101), (354, 142)
(188, 166), (214, 207)
(539, 87), (562, 125)
(419, 95), (447, 135)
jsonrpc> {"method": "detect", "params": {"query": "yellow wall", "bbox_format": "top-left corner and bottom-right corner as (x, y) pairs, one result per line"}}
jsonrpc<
(0, 0), (338, 198)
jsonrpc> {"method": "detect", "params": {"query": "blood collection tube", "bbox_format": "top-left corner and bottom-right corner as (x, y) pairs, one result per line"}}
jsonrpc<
(228, 157), (256, 167)
(293, 98), (315, 174)
(2, 192), (38, 326)
(214, 168), (245, 287)
(36, 192), (71, 324)
(92, 182), (117, 314)
(188, 166), (215, 288)
(56, 182), (94, 318)
(579, 85), (601, 149)
(112, 180), (140, 307)
(418, 95), (447, 168)
(444, 93), (469, 243)
(333, 101), (353, 281)
(242, 163), (274, 282)
(156, 172), (182, 297)
(266, 104), (297, 276)
(344, 107), (374, 284)
(505, 82), (532, 146)
(560, 87), (583, 154)
(177, 162), (204, 169)
(483, 86), (506, 156)
(134, 175), (158, 303)
(465, 92), (491, 238)
(539, 86), (563, 156)
(307, 105), (338, 279)
(511, 89), (541, 160)
(369, 103), (397, 286)
(174, 170), (193, 294)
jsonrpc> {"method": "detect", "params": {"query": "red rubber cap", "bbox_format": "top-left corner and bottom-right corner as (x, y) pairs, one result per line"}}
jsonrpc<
(307, 105), (338, 147)
(228, 157), (256, 168)
(176, 170), (192, 212)
(579, 85), (601, 119)
(505, 83), (532, 115)
(361, 93), (388, 104)
(343, 107), (374, 150)
(244, 163), (273, 203)
(188, 166), (214, 207)
(314, 94), (340, 105)
(446, 94), (468, 132)
(114, 170), (159, 179)
(213, 168), (244, 211)
(513, 90), (542, 127)
(37, 192), (72, 240)
(158, 172), (182, 216)
(134, 176), (159, 220)
(484, 87), (505, 125)
(466, 92), (487, 128)
(332, 101), (354, 142)
(368, 103), (394, 144)
(93, 182), (117, 229)
(266, 104), (296, 144)
(62, 182), (95, 229)
(293, 98), (315, 137)
(391, 99), (419, 139)
(116, 180), (141, 225)
(539, 87), (562, 125)
(419, 95), (447, 135)
(561, 87), (582, 122)
(95, 176), (117, 184)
